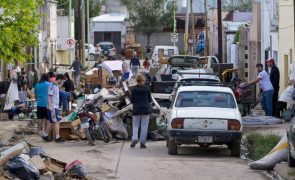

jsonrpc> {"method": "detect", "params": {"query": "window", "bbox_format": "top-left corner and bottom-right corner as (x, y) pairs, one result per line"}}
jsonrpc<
(245, 72), (248, 77)
(245, 45), (248, 50)
(175, 91), (236, 109)
(245, 63), (248, 68)
(245, 54), (248, 59)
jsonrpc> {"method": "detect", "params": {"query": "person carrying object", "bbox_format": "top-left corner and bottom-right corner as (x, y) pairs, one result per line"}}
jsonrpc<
(246, 63), (274, 116)
(130, 74), (152, 149)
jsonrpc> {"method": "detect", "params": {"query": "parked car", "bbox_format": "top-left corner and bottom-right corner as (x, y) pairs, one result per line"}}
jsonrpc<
(85, 44), (96, 61)
(98, 41), (116, 58)
(166, 85), (242, 156)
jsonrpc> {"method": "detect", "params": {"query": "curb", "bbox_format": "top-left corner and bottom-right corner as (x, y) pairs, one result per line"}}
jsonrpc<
(274, 163), (295, 180)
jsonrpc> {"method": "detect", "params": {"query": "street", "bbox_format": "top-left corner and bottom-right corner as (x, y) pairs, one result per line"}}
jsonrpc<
(26, 135), (266, 180)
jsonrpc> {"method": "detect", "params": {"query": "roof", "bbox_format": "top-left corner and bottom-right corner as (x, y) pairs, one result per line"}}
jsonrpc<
(92, 13), (127, 22)
(178, 74), (220, 81)
(177, 86), (233, 93)
(223, 11), (252, 22)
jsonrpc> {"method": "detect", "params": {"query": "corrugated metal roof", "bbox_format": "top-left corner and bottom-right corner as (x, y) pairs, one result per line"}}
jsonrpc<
(233, 12), (252, 22)
(92, 13), (127, 22)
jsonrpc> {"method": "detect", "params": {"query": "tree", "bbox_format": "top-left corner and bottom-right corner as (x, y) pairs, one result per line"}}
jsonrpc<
(0, 0), (42, 63)
(222, 0), (253, 12)
(121, 0), (175, 45)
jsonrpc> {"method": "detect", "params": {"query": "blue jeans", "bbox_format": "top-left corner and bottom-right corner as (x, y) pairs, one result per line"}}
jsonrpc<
(261, 89), (274, 116)
(59, 90), (70, 111)
(132, 115), (150, 144)
(123, 72), (130, 81)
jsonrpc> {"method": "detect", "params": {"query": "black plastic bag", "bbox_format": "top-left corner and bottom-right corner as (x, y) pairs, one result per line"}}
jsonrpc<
(5, 156), (40, 180)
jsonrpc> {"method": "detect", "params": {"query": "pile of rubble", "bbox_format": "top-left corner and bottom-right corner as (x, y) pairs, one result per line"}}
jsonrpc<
(0, 141), (87, 179)
(58, 80), (168, 142)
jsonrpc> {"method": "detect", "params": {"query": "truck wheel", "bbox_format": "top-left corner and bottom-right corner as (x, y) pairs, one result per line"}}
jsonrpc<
(85, 128), (95, 146)
(230, 140), (241, 157)
(168, 140), (178, 155)
(288, 149), (295, 167)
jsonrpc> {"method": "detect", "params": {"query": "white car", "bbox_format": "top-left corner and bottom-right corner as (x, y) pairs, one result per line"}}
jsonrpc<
(98, 41), (116, 58)
(167, 85), (242, 156)
(85, 44), (95, 61)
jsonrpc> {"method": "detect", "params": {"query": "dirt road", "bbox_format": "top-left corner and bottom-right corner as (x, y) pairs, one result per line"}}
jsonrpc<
(25, 134), (267, 180)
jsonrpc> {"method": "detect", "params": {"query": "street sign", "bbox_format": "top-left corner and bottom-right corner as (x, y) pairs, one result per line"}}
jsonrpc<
(171, 33), (178, 43)
(66, 38), (75, 49)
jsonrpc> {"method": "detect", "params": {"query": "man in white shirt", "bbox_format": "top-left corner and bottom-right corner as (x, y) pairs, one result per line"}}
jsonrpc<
(247, 63), (274, 116)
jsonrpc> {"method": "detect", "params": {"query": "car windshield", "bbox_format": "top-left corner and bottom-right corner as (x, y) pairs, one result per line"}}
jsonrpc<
(175, 91), (236, 109)
(100, 44), (114, 49)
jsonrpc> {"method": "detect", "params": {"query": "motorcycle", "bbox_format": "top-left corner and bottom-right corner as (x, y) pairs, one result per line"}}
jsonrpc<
(73, 89), (111, 146)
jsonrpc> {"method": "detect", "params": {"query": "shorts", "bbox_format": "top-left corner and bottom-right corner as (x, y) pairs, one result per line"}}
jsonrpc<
(37, 106), (48, 119)
(47, 108), (61, 123)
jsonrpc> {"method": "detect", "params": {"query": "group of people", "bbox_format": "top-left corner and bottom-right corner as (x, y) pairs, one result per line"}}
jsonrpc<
(34, 71), (75, 143)
(247, 58), (280, 117)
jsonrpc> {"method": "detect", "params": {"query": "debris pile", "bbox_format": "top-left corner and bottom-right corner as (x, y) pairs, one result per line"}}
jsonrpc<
(0, 141), (87, 179)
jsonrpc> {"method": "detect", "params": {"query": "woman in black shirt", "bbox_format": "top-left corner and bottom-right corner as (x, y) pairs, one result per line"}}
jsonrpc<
(130, 74), (152, 149)
(63, 72), (75, 92)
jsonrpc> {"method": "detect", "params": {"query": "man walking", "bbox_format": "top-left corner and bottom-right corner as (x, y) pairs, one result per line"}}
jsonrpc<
(266, 58), (280, 116)
(130, 52), (140, 77)
(42, 72), (64, 143)
(69, 58), (81, 86)
(247, 63), (274, 116)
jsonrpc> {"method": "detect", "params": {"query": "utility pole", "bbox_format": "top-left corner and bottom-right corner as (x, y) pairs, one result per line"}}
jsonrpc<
(217, 0), (223, 63)
(87, 0), (90, 67)
(204, 0), (209, 60)
(190, 0), (194, 55)
(184, 0), (190, 55)
(81, 0), (85, 68)
(173, 0), (176, 47)
(68, 0), (72, 64)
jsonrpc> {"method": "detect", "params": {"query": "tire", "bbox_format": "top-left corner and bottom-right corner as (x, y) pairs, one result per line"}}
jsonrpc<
(288, 149), (295, 167)
(84, 128), (95, 146)
(168, 140), (178, 155)
(230, 140), (241, 157)
(90, 54), (95, 61)
(100, 123), (111, 143)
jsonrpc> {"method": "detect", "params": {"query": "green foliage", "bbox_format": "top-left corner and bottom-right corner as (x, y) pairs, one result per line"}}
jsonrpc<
(246, 133), (280, 160)
(121, 0), (176, 45)
(57, 0), (105, 18)
(234, 30), (240, 44)
(222, 0), (253, 12)
(0, 0), (42, 63)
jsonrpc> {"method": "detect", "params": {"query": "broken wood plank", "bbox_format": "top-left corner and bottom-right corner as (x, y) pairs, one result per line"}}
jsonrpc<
(29, 155), (46, 171)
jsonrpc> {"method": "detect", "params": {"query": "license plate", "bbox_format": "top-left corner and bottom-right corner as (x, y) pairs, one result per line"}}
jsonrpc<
(80, 122), (89, 129)
(198, 136), (213, 143)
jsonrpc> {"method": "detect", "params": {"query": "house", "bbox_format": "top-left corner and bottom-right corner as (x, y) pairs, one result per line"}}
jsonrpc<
(278, 0), (295, 90)
(90, 13), (127, 51)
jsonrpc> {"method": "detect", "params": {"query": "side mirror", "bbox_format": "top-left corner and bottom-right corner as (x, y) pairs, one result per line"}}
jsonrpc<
(169, 95), (173, 101)
(93, 88), (100, 94)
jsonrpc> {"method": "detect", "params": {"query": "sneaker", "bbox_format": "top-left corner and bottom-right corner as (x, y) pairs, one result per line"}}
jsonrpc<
(130, 140), (138, 148)
(140, 143), (146, 149)
(55, 137), (65, 143)
(42, 135), (51, 142)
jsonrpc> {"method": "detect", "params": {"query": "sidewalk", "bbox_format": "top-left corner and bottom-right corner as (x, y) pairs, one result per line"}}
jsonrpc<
(0, 121), (28, 145)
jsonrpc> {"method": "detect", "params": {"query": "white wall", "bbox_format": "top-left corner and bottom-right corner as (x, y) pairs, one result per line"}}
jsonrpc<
(90, 21), (127, 48)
